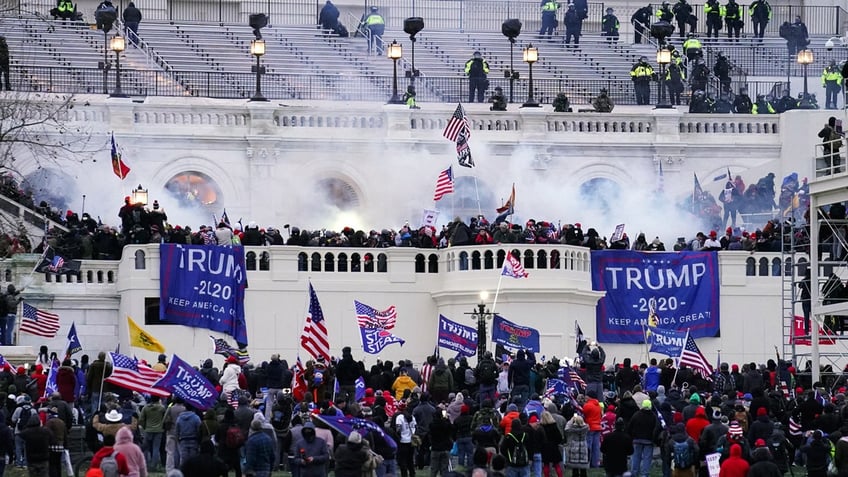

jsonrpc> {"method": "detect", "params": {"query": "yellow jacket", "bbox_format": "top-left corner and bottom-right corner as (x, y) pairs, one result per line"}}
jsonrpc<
(392, 375), (418, 400)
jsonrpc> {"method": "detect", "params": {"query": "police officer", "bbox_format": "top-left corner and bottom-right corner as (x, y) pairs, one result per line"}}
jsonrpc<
(552, 92), (571, 112)
(682, 33), (702, 62)
(752, 94), (776, 114)
(823, 60), (842, 109)
(689, 90), (713, 113)
(402, 85), (420, 109)
(656, 1), (674, 23)
(713, 93), (733, 113)
(631, 4), (653, 43)
(630, 56), (654, 105)
(774, 89), (796, 113)
(601, 7), (619, 42)
(690, 57), (710, 93)
(666, 58), (686, 105)
(724, 0), (742, 40)
(539, 0), (559, 39)
(704, 0), (724, 38)
(714, 51), (731, 93)
(464, 51), (489, 103)
(489, 86), (507, 111)
(733, 87), (753, 113)
(749, 0), (771, 40)
(592, 88), (614, 112)
(56, 0), (75, 20)
(672, 0), (694, 39)
(563, 3), (582, 46)
(361, 6), (385, 55)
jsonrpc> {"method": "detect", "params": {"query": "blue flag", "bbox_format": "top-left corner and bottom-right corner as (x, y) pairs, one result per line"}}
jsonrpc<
(312, 413), (397, 450)
(491, 314), (540, 353)
(153, 354), (219, 410)
(159, 244), (249, 345)
(43, 359), (59, 398)
(334, 378), (340, 396)
(437, 315), (478, 357)
(355, 376), (366, 401)
(359, 327), (405, 354)
(545, 378), (569, 397)
(66, 322), (82, 357)
(646, 326), (688, 356)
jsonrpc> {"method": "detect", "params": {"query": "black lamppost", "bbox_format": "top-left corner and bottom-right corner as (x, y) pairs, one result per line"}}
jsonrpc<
(250, 39), (268, 102)
(387, 40), (404, 104)
(502, 19), (522, 104)
(109, 35), (127, 98)
(466, 291), (491, 359)
(404, 18), (423, 86)
(797, 49), (815, 109)
(522, 44), (540, 107)
(655, 47), (672, 108)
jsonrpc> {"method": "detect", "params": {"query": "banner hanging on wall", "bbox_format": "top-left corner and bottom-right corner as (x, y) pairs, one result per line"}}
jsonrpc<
(591, 251), (720, 344)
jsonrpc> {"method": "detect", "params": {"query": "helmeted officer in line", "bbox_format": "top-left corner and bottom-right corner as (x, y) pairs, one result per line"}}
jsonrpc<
(539, 0), (559, 39)
(360, 6), (385, 55)
(630, 56), (654, 105)
(465, 51), (490, 103)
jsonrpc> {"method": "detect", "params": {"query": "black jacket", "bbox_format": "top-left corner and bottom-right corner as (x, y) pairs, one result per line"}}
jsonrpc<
(601, 429), (633, 475)
(626, 408), (658, 442)
(334, 441), (370, 477)
(123, 4), (141, 23)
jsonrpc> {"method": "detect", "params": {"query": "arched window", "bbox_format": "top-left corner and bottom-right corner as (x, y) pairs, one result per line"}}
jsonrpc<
(351, 253), (361, 272)
(497, 249), (507, 268)
(377, 253), (387, 273)
(364, 253), (375, 273)
(316, 178), (360, 210)
(259, 252), (270, 271)
(311, 252), (322, 272)
(134, 250), (146, 270)
(97, 271), (104, 283)
(338, 253), (348, 272)
(246, 251), (257, 271)
(484, 250), (494, 269)
(428, 254), (439, 273)
(164, 171), (223, 210)
(415, 254), (425, 273)
(758, 257), (769, 276)
(746, 257), (756, 276)
(3, 269), (10, 282)
(86, 271), (93, 283)
(537, 250), (548, 269)
(523, 250), (534, 269)
(298, 252), (308, 271)
(550, 250), (560, 269)
(471, 251), (482, 270)
(772, 258), (781, 277)
(324, 253), (335, 272)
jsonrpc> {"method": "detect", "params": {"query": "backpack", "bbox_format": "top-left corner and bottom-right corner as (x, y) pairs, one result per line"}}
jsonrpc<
(16, 405), (31, 431)
(673, 440), (692, 469)
(507, 433), (529, 467)
(99, 450), (119, 477)
(464, 368), (476, 386)
(225, 425), (246, 449)
(478, 360), (497, 385)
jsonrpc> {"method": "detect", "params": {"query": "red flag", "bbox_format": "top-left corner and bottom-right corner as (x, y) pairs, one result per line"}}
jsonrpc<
(496, 184), (515, 214)
(111, 133), (131, 180)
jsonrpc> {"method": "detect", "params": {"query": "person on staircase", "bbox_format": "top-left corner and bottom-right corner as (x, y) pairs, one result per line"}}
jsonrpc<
(122, 2), (141, 45)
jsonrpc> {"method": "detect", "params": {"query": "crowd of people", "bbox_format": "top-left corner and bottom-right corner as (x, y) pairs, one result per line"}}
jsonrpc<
(2, 339), (848, 477)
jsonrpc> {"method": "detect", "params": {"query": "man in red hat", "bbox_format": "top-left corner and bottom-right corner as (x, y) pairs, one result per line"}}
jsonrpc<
(703, 230), (722, 250)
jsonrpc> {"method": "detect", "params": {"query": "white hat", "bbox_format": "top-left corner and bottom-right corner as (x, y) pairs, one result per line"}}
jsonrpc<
(105, 409), (123, 423)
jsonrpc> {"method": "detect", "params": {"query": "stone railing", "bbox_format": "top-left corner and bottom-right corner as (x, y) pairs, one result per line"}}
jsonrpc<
(22, 96), (782, 146)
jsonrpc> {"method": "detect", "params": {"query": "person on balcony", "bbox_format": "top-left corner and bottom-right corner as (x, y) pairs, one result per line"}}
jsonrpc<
(592, 89), (614, 112)
(563, 4), (583, 46)
(823, 60), (842, 110)
(665, 59), (686, 106)
(464, 51), (489, 103)
(704, 0), (724, 38)
(539, 0), (559, 40)
(630, 4), (653, 44)
(733, 87), (752, 113)
(122, 2), (141, 45)
(748, 0), (771, 40)
(601, 8), (620, 43)
(630, 57), (654, 105)
(752, 94), (776, 114)
(724, 0), (742, 41)
(682, 34), (702, 63)
(672, 0), (695, 39)
(714, 52), (731, 93)
(489, 87), (507, 111)
(656, 2), (674, 23)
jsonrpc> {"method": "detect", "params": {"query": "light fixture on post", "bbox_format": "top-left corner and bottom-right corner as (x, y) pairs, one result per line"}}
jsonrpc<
(387, 40), (404, 104)
(109, 35), (127, 98)
(131, 184), (148, 205)
(249, 39), (268, 102)
(470, 290), (491, 360)
(522, 43), (540, 107)
(502, 19), (522, 104)
(797, 49), (815, 109)
(655, 47), (672, 109)
(403, 18), (423, 86)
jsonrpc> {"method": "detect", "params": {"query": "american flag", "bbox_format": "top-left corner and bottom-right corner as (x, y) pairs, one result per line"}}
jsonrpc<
(301, 283), (330, 362)
(355, 300), (397, 330)
(501, 253), (529, 279)
(209, 336), (251, 365)
(20, 303), (60, 338)
(106, 352), (169, 397)
(443, 103), (469, 142)
(432, 166), (455, 202)
(48, 256), (64, 273)
(544, 378), (569, 398)
(679, 334), (713, 380)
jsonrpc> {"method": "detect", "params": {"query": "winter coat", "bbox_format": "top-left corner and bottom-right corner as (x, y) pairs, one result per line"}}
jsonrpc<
(56, 365), (76, 402)
(834, 436), (848, 476)
(720, 444), (750, 477)
(564, 421), (590, 469)
(583, 398), (602, 431)
(748, 448), (783, 477)
(686, 407), (710, 442)
(391, 375), (417, 401)
(334, 440), (370, 477)
(601, 429), (633, 475)
(626, 408), (658, 443)
(114, 426), (147, 477)
(541, 422), (563, 463)
(220, 363), (242, 394)
(748, 415), (774, 446)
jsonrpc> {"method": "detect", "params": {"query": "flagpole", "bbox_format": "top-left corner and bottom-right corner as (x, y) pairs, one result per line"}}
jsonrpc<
(472, 175), (482, 217)
(490, 272), (505, 316)
(672, 329), (690, 386)
(641, 322), (651, 364)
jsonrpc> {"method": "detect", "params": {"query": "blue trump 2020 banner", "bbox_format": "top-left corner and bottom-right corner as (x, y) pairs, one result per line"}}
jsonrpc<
(438, 315), (478, 357)
(159, 244), (249, 345)
(591, 251), (720, 343)
(647, 326), (688, 356)
(153, 354), (219, 410)
(491, 314), (540, 352)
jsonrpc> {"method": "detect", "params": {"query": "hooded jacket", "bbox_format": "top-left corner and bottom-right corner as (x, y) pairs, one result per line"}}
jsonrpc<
(720, 444), (750, 477)
(114, 426), (147, 477)
(686, 407), (710, 442)
(220, 363), (242, 393)
(748, 447), (782, 477)
(91, 444), (131, 475)
(334, 437), (370, 477)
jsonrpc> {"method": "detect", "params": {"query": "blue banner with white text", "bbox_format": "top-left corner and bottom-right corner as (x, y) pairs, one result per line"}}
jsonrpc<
(438, 315), (478, 357)
(647, 326), (688, 356)
(153, 354), (219, 410)
(159, 244), (249, 345)
(491, 314), (540, 353)
(591, 251), (720, 343)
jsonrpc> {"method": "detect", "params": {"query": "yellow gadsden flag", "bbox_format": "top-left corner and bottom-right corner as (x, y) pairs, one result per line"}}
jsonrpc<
(128, 316), (165, 353)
